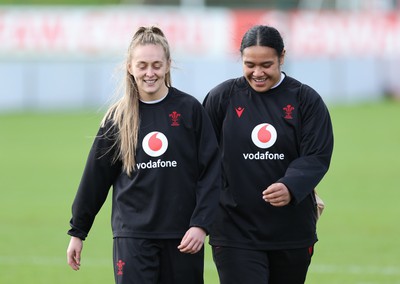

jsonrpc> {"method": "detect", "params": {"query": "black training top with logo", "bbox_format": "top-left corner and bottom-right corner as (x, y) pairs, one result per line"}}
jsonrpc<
(203, 74), (334, 250)
(68, 87), (221, 240)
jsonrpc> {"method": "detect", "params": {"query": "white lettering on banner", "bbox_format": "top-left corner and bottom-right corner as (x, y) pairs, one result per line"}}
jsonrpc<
(288, 11), (400, 57)
(231, 10), (400, 58)
(136, 159), (178, 169)
(0, 8), (230, 56)
(1, 8), (400, 58)
(243, 152), (284, 160)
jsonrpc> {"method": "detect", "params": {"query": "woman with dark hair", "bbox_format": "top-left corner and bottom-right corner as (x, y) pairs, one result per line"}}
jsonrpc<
(203, 25), (334, 284)
(66, 26), (221, 284)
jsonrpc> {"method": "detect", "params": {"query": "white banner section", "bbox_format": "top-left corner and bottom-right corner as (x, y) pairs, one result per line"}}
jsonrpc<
(0, 7), (231, 57)
(1, 8), (400, 58)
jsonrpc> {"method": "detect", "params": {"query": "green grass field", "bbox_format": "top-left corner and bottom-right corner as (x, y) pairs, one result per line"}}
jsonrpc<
(1, 100), (400, 284)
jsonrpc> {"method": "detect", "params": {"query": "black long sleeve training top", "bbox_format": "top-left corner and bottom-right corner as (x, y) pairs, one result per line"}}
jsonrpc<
(203, 75), (334, 250)
(68, 87), (221, 240)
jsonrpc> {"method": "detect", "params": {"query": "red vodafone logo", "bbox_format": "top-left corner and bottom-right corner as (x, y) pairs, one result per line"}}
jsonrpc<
(251, 123), (277, 149)
(142, 131), (168, 157)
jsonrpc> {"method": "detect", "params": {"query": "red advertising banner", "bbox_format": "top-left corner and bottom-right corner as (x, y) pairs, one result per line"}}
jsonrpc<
(231, 10), (400, 58)
(0, 8), (230, 57)
(1, 8), (399, 58)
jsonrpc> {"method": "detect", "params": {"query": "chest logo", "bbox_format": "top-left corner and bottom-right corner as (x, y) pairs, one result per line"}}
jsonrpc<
(235, 107), (245, 118)
(283, 104), (295, 119)
(251, 123), (277, 149)
(142, 131), (168, 157)
(169, 111), (181, 126)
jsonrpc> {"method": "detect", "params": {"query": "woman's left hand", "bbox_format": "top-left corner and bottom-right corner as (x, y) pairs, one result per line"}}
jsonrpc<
(177, 227), (206, 254)
(262, 182), (292, 207)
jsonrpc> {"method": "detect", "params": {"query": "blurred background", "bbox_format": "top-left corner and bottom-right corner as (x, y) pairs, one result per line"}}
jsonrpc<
(1, 0), (400, 112)
(1, 1), (400, 284)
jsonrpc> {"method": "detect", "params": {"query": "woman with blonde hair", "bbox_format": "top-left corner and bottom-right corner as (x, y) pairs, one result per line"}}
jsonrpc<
(66, 26), (220, 284)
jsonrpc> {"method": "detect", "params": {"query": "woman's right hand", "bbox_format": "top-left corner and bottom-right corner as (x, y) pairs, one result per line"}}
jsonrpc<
(67, 236), (83, 271)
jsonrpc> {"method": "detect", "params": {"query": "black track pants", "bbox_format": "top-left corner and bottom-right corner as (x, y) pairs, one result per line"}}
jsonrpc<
(113, 238), (204, 284)
(212, 245), (313, 284)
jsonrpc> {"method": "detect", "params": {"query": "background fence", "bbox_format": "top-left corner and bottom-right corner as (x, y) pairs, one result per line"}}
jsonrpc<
(1, 6), (400, 112)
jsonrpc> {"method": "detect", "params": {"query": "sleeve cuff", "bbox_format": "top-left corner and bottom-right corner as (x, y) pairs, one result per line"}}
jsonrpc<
(67, 226), (88, 241)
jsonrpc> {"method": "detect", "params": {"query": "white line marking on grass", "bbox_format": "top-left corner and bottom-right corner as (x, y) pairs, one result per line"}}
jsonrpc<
(1, 256), (399, 277)
(0, 256), (110, 267)
(310, 264), (400, 276)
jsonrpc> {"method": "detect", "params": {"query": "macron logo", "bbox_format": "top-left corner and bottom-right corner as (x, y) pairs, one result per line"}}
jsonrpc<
(235, 107), (244, 118)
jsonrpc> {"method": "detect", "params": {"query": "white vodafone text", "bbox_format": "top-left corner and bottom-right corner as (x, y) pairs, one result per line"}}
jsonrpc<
(243, 151), (284, 160)
(136, 159), (177, 169)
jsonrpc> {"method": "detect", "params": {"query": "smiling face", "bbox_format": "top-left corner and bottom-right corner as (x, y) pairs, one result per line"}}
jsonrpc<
(128, 43), (171, 101)
(242, 45), (285, 93)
